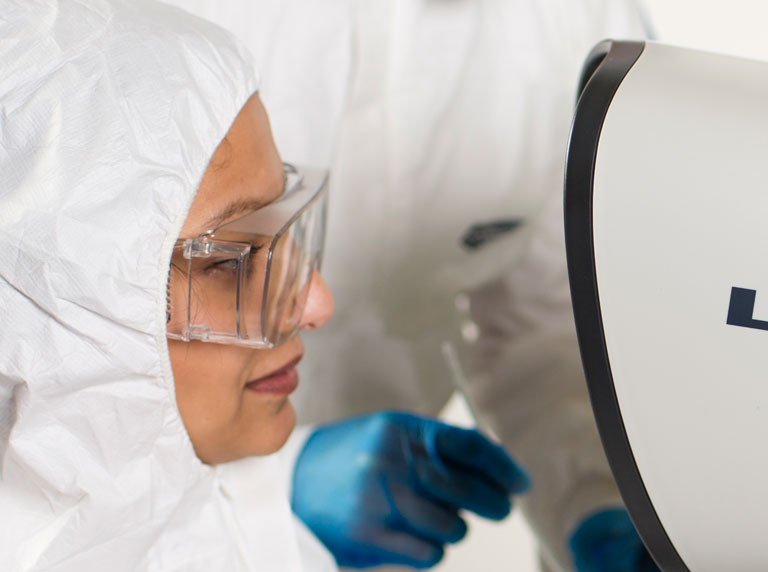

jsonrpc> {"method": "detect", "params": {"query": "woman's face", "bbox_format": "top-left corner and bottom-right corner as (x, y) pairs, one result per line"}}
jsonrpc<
(168, 94), (333, 464)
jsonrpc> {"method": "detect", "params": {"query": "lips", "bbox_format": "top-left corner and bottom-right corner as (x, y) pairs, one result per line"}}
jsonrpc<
(244, 356), (301, 394)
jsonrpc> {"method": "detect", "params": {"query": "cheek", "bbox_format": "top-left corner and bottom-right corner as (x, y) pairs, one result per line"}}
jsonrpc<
(169, 341), (245, 404)
(168, 342), (248, 458)
(167, 341), (295, 464)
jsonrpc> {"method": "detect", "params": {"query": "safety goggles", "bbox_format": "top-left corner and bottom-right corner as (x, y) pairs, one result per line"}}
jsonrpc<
(167, 164), (328, 348)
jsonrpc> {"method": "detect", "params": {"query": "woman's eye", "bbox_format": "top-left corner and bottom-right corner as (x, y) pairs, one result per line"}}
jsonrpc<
(204, 258), (239, 273)
(203, 245), (264, 275)
(243, 245), (265, 276)
(247, 244), (265, 262)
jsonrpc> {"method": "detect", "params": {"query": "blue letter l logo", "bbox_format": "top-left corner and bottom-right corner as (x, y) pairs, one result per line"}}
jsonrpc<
(727, 287), (768, 331)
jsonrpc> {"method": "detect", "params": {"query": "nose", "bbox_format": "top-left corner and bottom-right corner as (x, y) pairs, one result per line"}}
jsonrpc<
(300, 271), (334, 331)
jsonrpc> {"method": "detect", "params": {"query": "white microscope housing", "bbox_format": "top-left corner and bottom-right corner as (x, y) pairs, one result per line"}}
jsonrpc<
(565, 41), (768, 571)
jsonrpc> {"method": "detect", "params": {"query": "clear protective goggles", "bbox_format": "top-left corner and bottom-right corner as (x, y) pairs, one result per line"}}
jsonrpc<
(167, 164), (328, 348)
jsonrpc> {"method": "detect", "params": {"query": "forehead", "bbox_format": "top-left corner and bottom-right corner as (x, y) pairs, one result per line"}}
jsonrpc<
(180, 94), (284, 238)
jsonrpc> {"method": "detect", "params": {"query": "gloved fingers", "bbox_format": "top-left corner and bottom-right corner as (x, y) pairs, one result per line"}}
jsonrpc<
(569, 508), (637, 550)
(569, 508), (661, 572)
(359, 528), (445, 570)
(590, 534), (650, 571)
(635, 547), (660, 572)
(412, 460), (513, 520)
(430, 422), (530, 494)
(387, 479), (468, 544)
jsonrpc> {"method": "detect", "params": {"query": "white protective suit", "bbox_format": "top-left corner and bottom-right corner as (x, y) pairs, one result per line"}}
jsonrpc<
(160, 1), (649, 571)
(0, 1), (336, 571)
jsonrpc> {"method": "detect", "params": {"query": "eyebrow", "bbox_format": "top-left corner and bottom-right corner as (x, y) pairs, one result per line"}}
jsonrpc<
(204, 173), (288, 230)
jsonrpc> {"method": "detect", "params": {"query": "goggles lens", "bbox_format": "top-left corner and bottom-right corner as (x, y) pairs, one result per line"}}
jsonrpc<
(167, 164), (328, 348)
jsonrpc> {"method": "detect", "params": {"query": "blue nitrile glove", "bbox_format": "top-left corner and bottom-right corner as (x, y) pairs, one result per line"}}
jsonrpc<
(569, 508), (661, 572)
(292, 410), (530, 569)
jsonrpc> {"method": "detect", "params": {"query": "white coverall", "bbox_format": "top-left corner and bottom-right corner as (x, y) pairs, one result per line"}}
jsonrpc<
(0, 1), (336, 570)
(162, 1), (649, 571)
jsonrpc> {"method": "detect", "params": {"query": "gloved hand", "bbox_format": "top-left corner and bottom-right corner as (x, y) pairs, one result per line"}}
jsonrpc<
(568, 508), (661, 572)
(292, 410), (530, 569)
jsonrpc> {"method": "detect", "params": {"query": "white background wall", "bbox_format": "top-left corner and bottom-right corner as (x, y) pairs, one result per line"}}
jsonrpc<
(433, 2), (768, 571)
(644, 0), (768, 61)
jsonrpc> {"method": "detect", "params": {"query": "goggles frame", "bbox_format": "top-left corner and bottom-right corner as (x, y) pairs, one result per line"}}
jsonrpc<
(167, 163), (328, 348)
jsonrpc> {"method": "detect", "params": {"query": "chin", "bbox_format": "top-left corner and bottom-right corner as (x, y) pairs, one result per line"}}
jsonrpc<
(240, 397), (298, 458)
(260, 399), (298, 455)
(195, 400), (298, 465)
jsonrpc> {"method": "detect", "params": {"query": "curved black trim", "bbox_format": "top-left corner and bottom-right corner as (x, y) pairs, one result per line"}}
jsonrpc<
(564, 40), (691, 572)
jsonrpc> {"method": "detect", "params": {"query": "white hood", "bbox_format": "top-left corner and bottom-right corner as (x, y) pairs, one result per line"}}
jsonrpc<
(0, 2), (329, 571)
